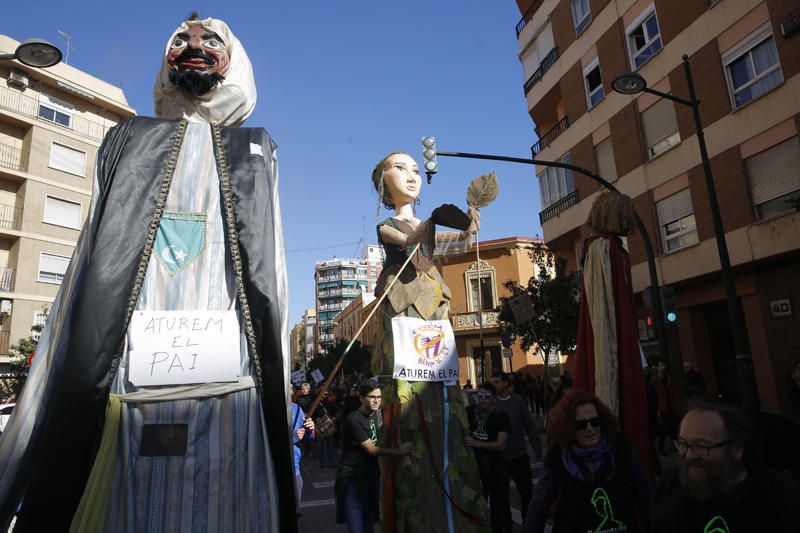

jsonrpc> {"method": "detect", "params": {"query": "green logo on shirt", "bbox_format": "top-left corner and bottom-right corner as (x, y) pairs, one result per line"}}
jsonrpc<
(703, 515), (730, 533)
(591, 487), (625, 532)
(369, 418), (377, 444)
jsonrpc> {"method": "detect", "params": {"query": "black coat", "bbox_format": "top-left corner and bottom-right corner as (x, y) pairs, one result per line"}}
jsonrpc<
(0, 117), (295, 533)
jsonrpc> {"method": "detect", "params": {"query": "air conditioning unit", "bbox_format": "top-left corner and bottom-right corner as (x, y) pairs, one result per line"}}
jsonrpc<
(7, 70), (29, 90)
(0, 300), (12, 314)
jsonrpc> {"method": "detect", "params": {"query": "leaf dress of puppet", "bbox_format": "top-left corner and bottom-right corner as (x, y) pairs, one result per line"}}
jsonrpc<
(369, 152), (491, 532)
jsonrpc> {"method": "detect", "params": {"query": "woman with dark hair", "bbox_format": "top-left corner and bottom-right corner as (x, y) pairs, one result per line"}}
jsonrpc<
(525, 391), (651, 533)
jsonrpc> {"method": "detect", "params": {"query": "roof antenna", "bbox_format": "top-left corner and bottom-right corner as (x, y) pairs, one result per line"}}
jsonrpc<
(57, 29), (76, 64)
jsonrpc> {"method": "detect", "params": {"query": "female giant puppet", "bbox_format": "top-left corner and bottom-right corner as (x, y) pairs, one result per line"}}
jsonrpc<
(573, 191), (653, 478)
(370, 152), (489, 532)
(0, 17), (296, 532)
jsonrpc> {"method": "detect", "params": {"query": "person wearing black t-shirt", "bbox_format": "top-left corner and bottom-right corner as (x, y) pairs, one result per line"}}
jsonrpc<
(465, 382), (511, 533)
(335, 379), (411, 533)
(653, 401), (800, 532)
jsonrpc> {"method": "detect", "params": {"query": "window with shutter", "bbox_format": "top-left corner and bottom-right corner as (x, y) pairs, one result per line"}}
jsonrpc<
(641, 99), (680, 159)
(595, 138), (617, 182)
(43, 195), (82, 229)
(745, 138), (800, 220)
(49, 142), (86, 176)
(38, 252), (70, 284)
(657, 188), (698, 252)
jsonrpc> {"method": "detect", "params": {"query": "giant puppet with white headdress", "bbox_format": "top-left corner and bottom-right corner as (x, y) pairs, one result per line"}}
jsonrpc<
(0, 15), (296, 532)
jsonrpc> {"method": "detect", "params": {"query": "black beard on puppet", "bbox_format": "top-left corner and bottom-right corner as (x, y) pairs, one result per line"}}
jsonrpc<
(168, 48), (226, 97)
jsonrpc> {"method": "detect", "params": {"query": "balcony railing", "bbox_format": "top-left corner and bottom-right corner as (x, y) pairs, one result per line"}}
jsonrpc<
(0, 85), (110, 142)
(539, 189), (579, 223)
(0, 204), (21, 231)
(531, 116), (570, 156)
(515, 0), (545, 37)
(0, 268), (13, 292)
(451, 310), (500, 331)
(0, 143), (28, 173)
(523, 48), (559, 95)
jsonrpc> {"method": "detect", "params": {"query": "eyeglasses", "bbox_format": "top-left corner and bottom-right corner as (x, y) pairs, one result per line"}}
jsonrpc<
(574, 417), (601, 430)
(476, 392), (493, 399)
(674, 438), (732, 457)
(365, 394), (382, 401)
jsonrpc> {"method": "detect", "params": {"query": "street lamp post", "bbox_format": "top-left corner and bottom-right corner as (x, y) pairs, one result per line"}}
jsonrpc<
(612, 55), (760, 411)
(427, 150), (670, 367)
(0, 39), (62, 68)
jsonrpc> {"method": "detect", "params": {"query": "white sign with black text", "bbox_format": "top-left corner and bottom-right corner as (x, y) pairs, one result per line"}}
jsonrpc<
(128, 310), (241, 386)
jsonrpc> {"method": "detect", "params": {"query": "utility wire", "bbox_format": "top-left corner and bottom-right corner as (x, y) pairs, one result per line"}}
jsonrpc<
(286, 240), (361, 253)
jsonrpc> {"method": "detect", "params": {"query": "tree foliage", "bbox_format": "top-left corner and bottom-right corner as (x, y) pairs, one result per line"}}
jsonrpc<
(498, 242), (580, 365)
(307, 339), (372, 379)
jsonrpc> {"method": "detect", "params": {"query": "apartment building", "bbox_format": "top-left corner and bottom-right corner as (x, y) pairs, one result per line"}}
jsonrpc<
(0, 35), (134, 369)
(315, 245), (383, 351)
(514, 0), (799, 413)
(301, 308), (316, 361)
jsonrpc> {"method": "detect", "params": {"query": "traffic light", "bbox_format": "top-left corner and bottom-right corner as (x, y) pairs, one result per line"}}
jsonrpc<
(661, 285), (677, 324)
(421, 136), (438, 182)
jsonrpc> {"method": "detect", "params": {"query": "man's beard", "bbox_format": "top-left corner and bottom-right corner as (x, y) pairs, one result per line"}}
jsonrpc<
(168, 47), (225, 97)
(168, 69), (225, 98)
(679, 455), (745, 501)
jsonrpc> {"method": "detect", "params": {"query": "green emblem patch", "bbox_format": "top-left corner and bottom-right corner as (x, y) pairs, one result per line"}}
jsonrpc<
(154, 211), (207, 275)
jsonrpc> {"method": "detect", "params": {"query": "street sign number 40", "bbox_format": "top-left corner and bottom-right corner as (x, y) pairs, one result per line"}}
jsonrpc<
(769, 298), (793, 318)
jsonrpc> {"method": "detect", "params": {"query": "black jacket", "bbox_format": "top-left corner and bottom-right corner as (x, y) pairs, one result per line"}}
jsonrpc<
(652, 465), (800, 532)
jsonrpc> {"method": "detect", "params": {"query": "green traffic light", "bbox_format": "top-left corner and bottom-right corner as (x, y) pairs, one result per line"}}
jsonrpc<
(666, 312), (677, 323)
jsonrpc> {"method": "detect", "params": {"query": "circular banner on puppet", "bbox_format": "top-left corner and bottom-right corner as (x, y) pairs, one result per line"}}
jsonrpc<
(391, 317), (459, 384)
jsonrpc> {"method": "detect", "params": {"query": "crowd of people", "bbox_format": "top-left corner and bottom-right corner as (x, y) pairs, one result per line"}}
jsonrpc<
(291, 367), (800, 532)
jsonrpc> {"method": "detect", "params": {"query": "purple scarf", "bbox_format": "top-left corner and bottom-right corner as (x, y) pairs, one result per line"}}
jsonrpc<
(562, 438), (616, 483)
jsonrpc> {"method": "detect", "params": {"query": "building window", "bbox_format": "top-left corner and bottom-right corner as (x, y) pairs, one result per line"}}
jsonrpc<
(32, 311), (48, 341)
(49, 142), (86, 176)
(745, 138), (800, 220)
(657, 189), (699, 253)
(571, 0), (592, 35)
(538, 153), (575, 208)
(464, 260), (497, 312)
(583, 59), (604, 108)
(641, 99), (680, 159)
(522, 23), (555, 78)
(626, 6), (662, 69)
(723, 24), (783, 109)
(595, 137), (617, 182)
(38, 252), (70, 284)
(43, 195), (82, 229)
(38, 94), (73, 128)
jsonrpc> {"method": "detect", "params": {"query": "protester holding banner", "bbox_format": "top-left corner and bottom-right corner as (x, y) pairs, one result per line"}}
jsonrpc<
(335, 379), (411, 533)
(370, 152), (489, 531)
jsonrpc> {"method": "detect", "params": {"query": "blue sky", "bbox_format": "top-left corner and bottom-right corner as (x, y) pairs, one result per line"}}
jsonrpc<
(6, 0), (544, 324)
